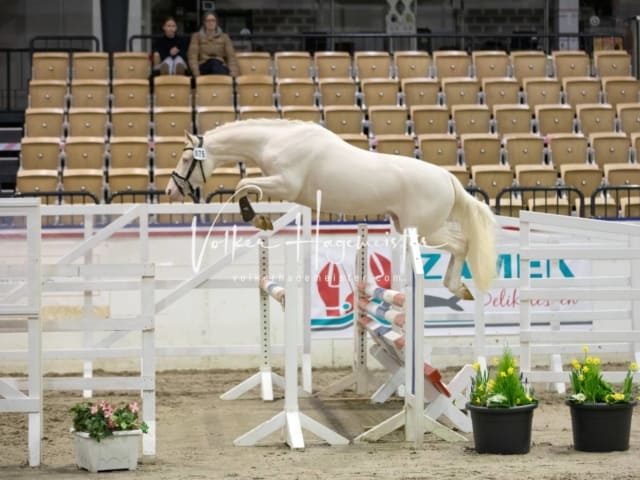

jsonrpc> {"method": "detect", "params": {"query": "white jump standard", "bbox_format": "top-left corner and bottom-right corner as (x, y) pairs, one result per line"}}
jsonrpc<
(233, 244), (349, 449)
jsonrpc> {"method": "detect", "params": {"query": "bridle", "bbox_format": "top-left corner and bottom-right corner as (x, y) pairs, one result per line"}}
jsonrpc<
(171, 135), (207, 200)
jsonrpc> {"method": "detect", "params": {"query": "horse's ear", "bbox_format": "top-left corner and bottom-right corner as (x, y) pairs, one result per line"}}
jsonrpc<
(184, 131), (198, 146)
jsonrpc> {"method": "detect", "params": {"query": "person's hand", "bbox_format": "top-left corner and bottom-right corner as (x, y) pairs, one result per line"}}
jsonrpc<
(170, 46), (179, 57)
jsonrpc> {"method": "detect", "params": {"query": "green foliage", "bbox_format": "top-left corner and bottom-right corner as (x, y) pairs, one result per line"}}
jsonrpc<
(469, 347), (536, 408)
(568, 346), (638, 405)
(69, 400), (149, 442)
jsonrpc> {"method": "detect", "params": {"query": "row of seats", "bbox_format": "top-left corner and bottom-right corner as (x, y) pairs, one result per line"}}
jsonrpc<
(27, 73), (640, 112)
(31, 49), (633, 83)
(21, 101), (640, 144)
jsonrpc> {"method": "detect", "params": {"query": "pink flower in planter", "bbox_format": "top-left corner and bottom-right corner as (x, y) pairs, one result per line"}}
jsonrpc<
(129, 401), (140, 413)
(90, 405), (98, 415)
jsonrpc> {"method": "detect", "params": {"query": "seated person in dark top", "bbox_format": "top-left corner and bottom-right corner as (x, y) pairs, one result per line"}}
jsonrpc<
(153, 16), (190, 75)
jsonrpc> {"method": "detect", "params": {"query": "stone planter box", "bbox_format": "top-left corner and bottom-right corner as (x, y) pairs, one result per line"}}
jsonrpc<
(72, 429), (141, 472)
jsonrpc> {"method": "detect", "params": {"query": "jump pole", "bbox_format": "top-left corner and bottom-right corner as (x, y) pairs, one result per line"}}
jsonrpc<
(234, 242), (349, 448)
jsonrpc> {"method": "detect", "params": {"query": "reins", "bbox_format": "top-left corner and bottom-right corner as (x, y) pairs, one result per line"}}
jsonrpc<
(171, 135), (207, 200)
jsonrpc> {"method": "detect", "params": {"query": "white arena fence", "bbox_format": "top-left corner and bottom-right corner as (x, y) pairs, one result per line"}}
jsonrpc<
(2, 201), (640, 458)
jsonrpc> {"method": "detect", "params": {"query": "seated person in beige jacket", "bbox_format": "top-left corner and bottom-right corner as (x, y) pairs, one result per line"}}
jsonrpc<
(188, 11), (238, 77)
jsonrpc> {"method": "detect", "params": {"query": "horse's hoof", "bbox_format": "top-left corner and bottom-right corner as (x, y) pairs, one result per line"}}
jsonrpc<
(253, 215), (273, 230)
(460, 284), (474, 301)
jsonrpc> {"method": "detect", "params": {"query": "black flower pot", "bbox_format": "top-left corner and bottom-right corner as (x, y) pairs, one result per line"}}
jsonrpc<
(466, 402), (537, 454)
(566, 400), (637, 452)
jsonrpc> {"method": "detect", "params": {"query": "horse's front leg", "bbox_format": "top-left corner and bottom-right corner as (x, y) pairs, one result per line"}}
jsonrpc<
(236, 175), (292, 230)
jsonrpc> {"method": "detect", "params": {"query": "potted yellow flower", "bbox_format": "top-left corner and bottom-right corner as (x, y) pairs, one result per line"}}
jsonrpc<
(466, 347), (538, 454)
(69, 400), (149, 472)
(566, 346), (638, 452)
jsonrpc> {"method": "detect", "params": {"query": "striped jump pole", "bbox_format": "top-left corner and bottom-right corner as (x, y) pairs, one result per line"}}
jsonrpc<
(354, 228), (469, 445)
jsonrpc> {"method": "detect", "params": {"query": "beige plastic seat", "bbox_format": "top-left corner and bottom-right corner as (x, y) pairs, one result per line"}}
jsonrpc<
(560, 163), (604, 208)
(471, 50), (510, 81)
(502, 133), (545, 168)
(601, 76), (640, 109)
(471, 164), (518, 213)
(62, 168), (104, 203)
(153, 75), (192, 107)
(633, 132), (640, 162)
(108, 136), (150, 169)
(237, 106), (280, 120)
(441, 77), (481, 110)
(433, 51), (471, 79)
(323, 105), (364, 134)
(546, 133), (589, 169)
(112, 79), (151, 108)
(236, 52), (272, 76)
(194, 75), (234, 108)
(235, 75), (275, 107)
(523, 77), (562, 110)
(20, 137), (61, 170)
(110, 107), (151, 137)
(196, 106), (236, 134)
(66, 107), (108, 138)
(576, 103), (616, 136)
(16, 168), (59, 195)
(360, 78), (400, 107)
(69, 79), (110, 109)
(28, 80), (67, 109)
(510, 51), (547, 85)
(515, 164), (559, 206)
(112, 52), (150, 80)
(481, 77), (520, 109)
(31, 52), (69, 81)
(451, 104), (491, 135)
(153, 106), (193, 136)
(593, 50), (631, 78)
(401, 78), (439, 109)
(616, 103), (640, 136)
(354, 51), (392, 79)
(314, 51), (352, 79)
(534, 104), (575, 136)
(23, 108), (65, 138)
(71, 52), (110, 80)
(107, 167), (150, 202)
(588, 132), (631, 167)
(367, 105), (408, 136)
(418, 133), (459, 167)
(551, 50), (591, 80)
(280, 106), (322, 123)
(275, 51), (312, 79)
(64, 136), (106, 169)
(460, 133), (501, 167)
(338, 133), (370, 150)
(410, 105), (451, 135)
(317, 78), (358, 106)
(394, 51), (431, 80)
(492, 104), (533, 135)
(562, 77), (602, 108)
(374, 134), (415, 157)
(277, 78), (317, 107)
(605, 163), (640, 187)
(153, 136), (185, 170)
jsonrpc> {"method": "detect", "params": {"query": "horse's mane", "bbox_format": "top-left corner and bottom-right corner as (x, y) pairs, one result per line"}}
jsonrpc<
(206, 118), (323, 136)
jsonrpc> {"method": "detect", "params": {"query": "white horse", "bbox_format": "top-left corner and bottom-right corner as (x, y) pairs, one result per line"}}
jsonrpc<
(165, 119), (497, 299)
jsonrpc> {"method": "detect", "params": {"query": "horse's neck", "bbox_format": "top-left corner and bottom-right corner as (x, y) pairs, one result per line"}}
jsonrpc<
(207, 125), (273, 169)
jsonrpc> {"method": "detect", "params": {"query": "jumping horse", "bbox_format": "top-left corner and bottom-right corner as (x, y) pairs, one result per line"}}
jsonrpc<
(165, 119), (497, 299)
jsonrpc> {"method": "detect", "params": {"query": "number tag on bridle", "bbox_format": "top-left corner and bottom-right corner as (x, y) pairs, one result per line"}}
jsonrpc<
(193, 147), (207, 161)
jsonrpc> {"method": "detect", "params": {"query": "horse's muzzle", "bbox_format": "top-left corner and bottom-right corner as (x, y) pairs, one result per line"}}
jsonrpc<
(165, 179), (184, 202)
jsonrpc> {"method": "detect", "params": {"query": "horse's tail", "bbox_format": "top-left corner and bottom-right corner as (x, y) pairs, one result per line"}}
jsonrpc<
(450, 175), (498, 292)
